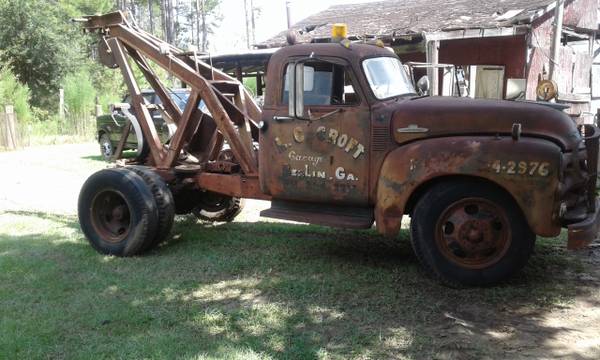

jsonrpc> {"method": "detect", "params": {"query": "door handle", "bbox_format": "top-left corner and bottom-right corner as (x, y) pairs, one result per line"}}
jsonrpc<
(273, 116), (294, 122)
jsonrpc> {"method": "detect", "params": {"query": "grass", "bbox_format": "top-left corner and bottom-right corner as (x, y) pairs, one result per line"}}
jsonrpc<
(0, 207), (591, 359)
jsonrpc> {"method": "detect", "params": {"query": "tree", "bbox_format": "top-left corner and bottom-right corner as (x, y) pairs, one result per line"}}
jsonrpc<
(243, 0), (260, 48)
(0, 0), (83, 109)
(195, 0), (221, 51)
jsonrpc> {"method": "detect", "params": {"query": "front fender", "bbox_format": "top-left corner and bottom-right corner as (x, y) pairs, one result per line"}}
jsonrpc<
(375, 136), (562, 237)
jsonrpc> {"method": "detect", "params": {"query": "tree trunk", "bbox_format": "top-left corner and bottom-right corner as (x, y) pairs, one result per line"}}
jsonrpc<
(174, 0), (180, 45)
(148, 0), (155, 34)
(250, 0), (256, 46)
(168, 0), (176, 44)
(159, 0), (166, 40)
(243, 0), (250, 48)
(194, 0), (200, 49)
(200, 0), (207, 51)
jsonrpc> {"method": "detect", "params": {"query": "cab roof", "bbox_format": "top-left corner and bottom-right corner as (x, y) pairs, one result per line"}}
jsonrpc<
(270, 42), (397, 63)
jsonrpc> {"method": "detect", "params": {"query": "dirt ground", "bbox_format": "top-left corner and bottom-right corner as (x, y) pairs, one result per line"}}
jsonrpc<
(1, 143), (599, 359)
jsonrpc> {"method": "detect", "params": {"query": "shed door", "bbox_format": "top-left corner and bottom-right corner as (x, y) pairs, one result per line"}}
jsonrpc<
(470, 65), (505, 100)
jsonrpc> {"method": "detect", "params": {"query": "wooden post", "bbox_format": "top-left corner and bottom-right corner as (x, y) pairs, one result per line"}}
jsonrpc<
(95, 96), (102, 117)
(256, 72), (263, 96)
(426, 40), (440, 96)
(4, 105), (17, 150)
(549, 0), (565, 81)
(59, 89), (65, 120)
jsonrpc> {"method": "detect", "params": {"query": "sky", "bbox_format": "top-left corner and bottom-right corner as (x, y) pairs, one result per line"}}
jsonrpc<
(209, 0), (381, 53)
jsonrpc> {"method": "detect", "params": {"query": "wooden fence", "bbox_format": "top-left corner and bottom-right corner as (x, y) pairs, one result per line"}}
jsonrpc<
(0, 105), (28, 150)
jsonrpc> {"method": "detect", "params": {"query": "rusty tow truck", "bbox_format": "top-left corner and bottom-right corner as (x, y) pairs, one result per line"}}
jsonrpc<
(76, 12), (600, 286)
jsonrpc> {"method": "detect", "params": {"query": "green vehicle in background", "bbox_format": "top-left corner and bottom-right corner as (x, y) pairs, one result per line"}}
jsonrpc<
(96, 89), (193, 161)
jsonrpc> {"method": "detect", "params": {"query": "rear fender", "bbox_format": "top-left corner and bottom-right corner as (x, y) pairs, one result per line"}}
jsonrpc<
(375, 136), (562, 237)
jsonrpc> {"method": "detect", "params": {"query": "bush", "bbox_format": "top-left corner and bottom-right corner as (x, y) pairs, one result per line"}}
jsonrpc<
(63, 71), (96, 116)
(61, 71), (97, 138)
(0, 66), (33, 123)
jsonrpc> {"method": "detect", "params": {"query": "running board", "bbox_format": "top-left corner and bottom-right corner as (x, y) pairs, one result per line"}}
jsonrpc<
(260, 200), (374, 229)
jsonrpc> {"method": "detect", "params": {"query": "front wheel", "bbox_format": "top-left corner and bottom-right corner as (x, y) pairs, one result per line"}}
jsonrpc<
(99, 133), (114, 161)
(410, 181), (535, 287)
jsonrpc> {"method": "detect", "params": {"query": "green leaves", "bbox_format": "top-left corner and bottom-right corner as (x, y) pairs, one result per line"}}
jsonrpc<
(0, 67), (32, 123)
(63, 71), (96, 116)
(0, 0), (119, 112)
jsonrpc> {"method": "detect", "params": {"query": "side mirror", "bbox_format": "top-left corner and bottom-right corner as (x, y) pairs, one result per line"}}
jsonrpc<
(111, 102), (130, 115)
(288, 63), (306, 118)
(417, 76), (430, 95)
(417, 75), (430, 95)
(287, 62), (316, 120)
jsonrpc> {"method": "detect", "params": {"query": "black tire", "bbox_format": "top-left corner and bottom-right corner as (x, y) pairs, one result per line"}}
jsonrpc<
(99, 133), (114, 161)
(410, 180), (536, 287)
(128, 166), (175, 249)
(78, 168), (158, 256)
(192, 191), (244, 222)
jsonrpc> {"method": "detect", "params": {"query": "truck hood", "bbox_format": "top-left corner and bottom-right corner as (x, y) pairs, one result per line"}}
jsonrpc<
(390, 97), (582, 151)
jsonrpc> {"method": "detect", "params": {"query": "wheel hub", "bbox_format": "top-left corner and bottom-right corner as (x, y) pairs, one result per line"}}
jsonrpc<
(101, 141), (112, 158)
(437, 198), (511, 269)
(91, 190), (131, 243)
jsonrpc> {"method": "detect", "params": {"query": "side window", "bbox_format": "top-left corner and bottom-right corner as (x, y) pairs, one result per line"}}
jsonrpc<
(143, 93), (154, 104)
(283, 61), (358, 106)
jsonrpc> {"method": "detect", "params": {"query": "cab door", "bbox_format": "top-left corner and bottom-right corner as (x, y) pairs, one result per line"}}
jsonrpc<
(259, 58), (370, 205)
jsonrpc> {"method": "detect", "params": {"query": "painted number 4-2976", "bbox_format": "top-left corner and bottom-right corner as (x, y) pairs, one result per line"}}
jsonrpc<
(490, 160), (550, 177)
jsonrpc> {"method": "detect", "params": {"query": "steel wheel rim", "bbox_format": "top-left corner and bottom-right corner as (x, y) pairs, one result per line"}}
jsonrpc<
(90, 190), (131, 243)
(101, 139), (112, 158)
(435, 197), (511, 269)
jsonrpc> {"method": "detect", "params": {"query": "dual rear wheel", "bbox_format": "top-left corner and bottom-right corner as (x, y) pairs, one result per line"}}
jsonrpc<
(78, 167), (175, 256)
(78, 167), (244, 256)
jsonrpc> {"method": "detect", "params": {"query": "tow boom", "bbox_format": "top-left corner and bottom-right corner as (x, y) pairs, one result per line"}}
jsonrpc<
(81, 11), (261, 175)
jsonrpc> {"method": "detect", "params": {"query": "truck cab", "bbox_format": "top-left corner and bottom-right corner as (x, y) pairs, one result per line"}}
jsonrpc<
(256, 42), (600, 285)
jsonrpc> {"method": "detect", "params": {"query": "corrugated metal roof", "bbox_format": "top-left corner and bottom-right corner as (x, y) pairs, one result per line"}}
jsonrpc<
(260, 0), (562, 47)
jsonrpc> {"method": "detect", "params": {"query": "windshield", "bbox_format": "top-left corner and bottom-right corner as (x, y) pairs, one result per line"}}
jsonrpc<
(362, 57), (416, 99)
(169, 91), (189, 110)
(156, 90), (211, 116)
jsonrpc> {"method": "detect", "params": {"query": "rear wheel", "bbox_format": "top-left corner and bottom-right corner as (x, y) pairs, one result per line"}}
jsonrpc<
(410, 181), (535, 287)
(128, 166), (175, 249)
(99, 133), (114, 161)
(78, 168), (158, 256)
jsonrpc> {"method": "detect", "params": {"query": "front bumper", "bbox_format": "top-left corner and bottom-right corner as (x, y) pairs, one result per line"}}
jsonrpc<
(566, 124), (600, 250)
(567, 198), (600, 249)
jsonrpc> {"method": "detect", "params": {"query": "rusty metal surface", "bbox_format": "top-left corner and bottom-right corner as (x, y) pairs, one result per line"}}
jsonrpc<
(390, 96), (583, 151)
(568, 199), (600, 250)
(260, 44), (394, 205)
(260, 200), (373, 228)
(375, 136), (563, 237)
(435, 197), (512, 269)
(108, 37), (165, 166)
(82, 11), (259, 175)
(259, 105), (371, 205)
(195, 174), (269, 200)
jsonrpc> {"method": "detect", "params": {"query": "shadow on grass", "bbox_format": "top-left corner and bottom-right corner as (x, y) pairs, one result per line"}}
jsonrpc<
(1, 210), (599, 359)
